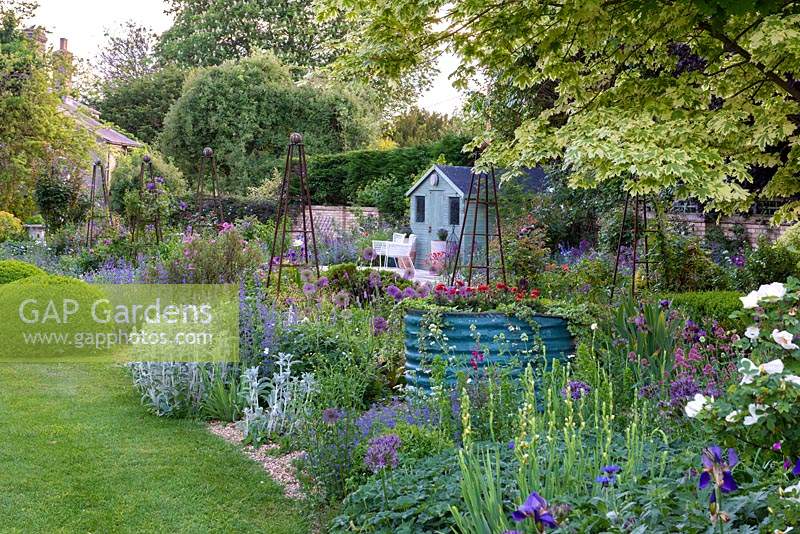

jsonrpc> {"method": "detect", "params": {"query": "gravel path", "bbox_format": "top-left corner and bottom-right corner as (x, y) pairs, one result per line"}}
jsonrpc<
(208, 421), (305, 499)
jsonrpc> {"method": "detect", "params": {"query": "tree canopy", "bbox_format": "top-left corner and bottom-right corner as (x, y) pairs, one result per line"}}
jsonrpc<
(95, 20), (157, 89)
(322, 0), (800, 221)
(156, 0), (346, 74)
(0, 5), (92, 218)
(159, 54), (374, 192)
(96, 67), (186, 145)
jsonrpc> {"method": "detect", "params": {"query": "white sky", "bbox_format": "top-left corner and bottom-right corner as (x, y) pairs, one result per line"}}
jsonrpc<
(31, 0), (464, 114)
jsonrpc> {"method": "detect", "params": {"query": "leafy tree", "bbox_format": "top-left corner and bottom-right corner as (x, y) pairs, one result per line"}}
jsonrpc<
(159, 54), (373, 192)
(96, 67), (186, 144)
(0, 4), (92, 218)
(95, 20), (157, 88)
(156, 0), (346, 73)
(322, 0), (800, 221)
(383, 106), (464, 147)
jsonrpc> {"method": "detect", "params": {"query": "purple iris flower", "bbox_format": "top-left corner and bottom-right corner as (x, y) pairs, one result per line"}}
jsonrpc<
(511, 491), (557, 529)
(794, 458), (800, 476)
(699, 445), (738, 494)
(508, 440), (515, 450)
(631, 314), (647, 331)
(560, 380), (591, 400)
(659, 299), (671, 309)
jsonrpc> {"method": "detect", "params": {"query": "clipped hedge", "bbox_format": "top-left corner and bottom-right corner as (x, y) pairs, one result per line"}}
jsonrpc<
(0, 259), (46, 284)
(171, 194), (277, 224)
(307, 134), (473, 205)
(663, 291), (746, 332)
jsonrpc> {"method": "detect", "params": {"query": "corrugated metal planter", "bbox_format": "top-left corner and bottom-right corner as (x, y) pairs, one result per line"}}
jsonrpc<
(404, 309), (574, 390)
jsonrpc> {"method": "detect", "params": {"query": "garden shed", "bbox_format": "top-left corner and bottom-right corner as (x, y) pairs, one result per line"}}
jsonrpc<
(405, 164), (548, 267)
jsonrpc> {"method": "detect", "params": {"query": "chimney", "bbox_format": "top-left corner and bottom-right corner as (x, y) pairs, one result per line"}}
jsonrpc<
(53, 36), (73, 92)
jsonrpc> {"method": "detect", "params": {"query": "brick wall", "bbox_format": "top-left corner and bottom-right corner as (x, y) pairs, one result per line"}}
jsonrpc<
(294, 205), (380, 237)
(665, 212), (791, 245)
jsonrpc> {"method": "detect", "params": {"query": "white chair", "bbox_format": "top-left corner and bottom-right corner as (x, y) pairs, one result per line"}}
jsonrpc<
(372, 234), (416, 271)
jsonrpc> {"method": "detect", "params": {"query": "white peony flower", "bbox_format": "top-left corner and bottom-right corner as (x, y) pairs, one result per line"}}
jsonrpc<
(772, 329), (799, 350)
(740, 290), (760, 309)
(725, 410), (741, 423)
(744, 325), (760, 340)
(759, 359), (785, 375)
(684, 394), (709, 418)
(783, 374), (800, 386)
(743, 403), (767, 426)
(757, 282), (787, 301)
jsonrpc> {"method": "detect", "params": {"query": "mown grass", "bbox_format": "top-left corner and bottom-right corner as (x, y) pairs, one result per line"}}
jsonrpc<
(0, 364), (309, 533)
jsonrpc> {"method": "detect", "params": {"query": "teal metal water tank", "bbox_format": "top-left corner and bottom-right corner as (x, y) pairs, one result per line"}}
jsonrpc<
(404, 309), (574, 390)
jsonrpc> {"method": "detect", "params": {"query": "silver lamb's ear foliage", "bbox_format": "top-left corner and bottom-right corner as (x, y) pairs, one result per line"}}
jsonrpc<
(127, 361), (211, 417)
(236, 353), (317, 445)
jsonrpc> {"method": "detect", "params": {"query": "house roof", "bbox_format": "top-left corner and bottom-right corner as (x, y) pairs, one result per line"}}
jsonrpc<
(405, 164), (549, 197)
(60, 97), (143, 148)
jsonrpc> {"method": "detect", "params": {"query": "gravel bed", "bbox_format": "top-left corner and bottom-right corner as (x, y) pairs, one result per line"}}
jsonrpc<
(208, 421), (305, 499)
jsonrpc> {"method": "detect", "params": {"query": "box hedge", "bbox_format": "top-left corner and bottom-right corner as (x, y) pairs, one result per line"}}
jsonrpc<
(663, 291), (746, 332)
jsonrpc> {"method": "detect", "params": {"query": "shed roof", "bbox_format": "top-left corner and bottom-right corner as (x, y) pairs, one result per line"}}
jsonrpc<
(405, 164), (549, 197)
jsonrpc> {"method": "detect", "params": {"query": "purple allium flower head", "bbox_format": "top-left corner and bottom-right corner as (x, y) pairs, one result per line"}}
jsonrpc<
(560, 380), (591, 400)
(316, 276), (329, 288)
(373, 316), (389, 335)
(368, 270), (382, 288)
(402, 286), (417, 299)
(511, 491), (558, 529)
(302, 283), (316, 296)
(364, 434), (401, 473)
(155, 175), (165, 184)
(699, 445), (738, 494)
(178, 200), (187, 211)
(362, 247), (376, 262)
(322, 408), (343, 425)
(300, 269), (314, 283)
(332, 290), (350, 308)
(402, 266), (415, 280)
(386, 284), (402, 300)
(145, 182), (156, 191)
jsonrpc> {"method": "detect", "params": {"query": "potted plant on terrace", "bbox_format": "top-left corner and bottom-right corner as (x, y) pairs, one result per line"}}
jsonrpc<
(403, 281), (585, 390)
(430, 228), (449, 255)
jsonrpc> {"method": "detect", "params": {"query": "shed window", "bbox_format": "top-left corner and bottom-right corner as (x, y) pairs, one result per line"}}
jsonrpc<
(414, 195), (426, 222)
(448, 197), (460, 225)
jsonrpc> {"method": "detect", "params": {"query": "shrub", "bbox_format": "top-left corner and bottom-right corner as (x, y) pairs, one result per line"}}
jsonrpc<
(34, 172), (86, 232)
(778, 221), (800, 250)
(354, 175), (411, 223)
(96, 67), (187, 145)
(392, 421), (453, 460)
(306, 134), (473, 205)
(0, 259), (45, 284)
(658, 237), (732, 291)
(110, 148), (186, 215)
(160, 54), (373, 193)
(664, 291), (747, 332)
(505, 218), (551, 283)
(734, 236), (799, 290)
(0, 211), (22, 241)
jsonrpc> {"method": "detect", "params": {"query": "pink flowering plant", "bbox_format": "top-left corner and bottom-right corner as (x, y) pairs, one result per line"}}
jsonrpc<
(686, 279), (800, 472)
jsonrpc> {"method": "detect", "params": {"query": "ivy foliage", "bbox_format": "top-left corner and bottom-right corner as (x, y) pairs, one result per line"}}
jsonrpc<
(159, 54), (374, 193)
(322, 0), (800, 220)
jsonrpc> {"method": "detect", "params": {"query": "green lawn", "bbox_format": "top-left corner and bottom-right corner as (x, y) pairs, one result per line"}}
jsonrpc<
(0, 364), (309, 533)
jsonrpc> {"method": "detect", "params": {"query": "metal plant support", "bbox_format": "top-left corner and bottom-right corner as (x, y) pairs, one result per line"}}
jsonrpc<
(196, 147), (224, 222)
(610, 190), (658, 300)
(449, 165), (507, 286)
(265, 133), (320, 297)
(85, 160), (111, 247)
(130, 154), (162, 245)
